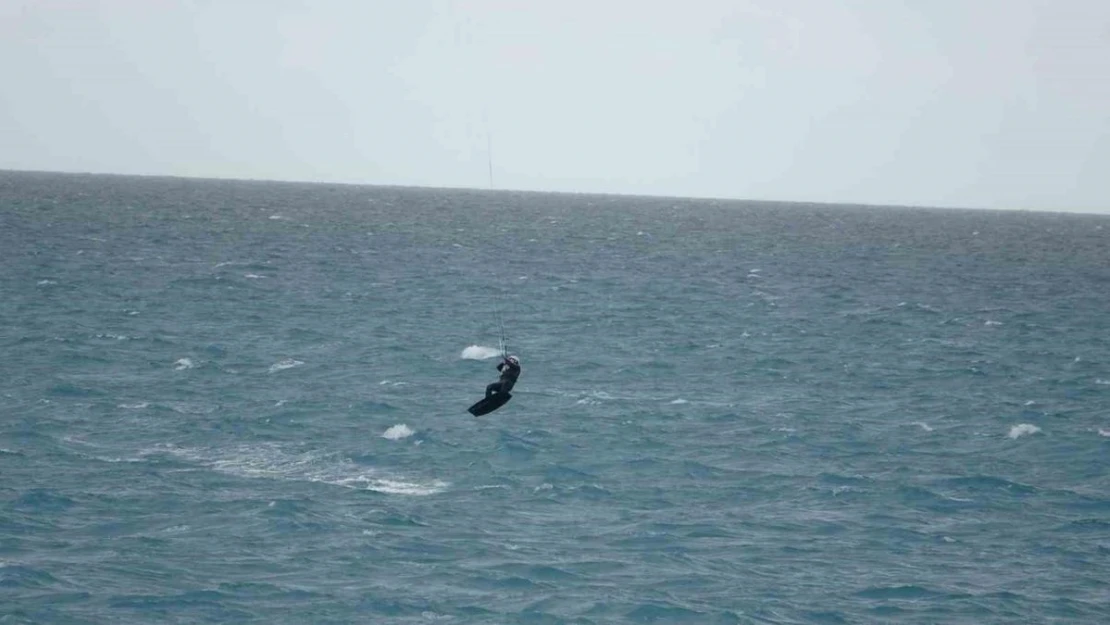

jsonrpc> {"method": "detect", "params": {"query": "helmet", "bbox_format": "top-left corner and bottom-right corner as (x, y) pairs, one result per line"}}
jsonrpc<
(506, 355), (520, 367)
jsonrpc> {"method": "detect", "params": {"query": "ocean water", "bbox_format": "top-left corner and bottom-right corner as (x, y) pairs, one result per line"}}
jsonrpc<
(2, 170), (1109, 624)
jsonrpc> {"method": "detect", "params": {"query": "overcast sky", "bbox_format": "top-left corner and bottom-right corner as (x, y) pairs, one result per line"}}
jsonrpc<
(2, 0), (1108, 212)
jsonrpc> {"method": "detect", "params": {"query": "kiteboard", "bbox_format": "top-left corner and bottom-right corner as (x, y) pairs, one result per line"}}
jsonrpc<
(468, 392), (512, 417)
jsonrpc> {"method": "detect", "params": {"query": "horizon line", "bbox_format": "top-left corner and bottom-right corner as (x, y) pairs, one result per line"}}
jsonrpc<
(2, 167), (1106, 217)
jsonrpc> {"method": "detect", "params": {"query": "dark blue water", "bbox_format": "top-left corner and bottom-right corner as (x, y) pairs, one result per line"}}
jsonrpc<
(2, 170), (1109, 624)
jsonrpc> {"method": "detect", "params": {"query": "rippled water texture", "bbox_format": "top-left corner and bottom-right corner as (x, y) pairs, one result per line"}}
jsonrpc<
(2, 171), (1109, 623)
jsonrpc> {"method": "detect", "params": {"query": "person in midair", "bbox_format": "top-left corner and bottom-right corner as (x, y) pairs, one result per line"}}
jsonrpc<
(485, 354), (521, 398)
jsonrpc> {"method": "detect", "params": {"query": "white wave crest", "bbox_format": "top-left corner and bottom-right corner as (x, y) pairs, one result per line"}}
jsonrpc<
(174, 358), (195, 370)
(382, 424), (414, 440)
(914, 422), (934, 432)
(461, 345), (501, 360)
(157, 444), (446, 495)
(1008, 423), (1041, 439)
(269, 358), (304, 373)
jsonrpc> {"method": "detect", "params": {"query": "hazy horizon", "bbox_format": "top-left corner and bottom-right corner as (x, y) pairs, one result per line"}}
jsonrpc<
(8, 166), (1110, 218)
(2, 1), (1107, 214)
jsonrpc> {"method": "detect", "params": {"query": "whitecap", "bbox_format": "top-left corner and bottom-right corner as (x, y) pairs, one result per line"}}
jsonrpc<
(118, 402), (149, 409)
(474, 485), (509, 492)
(1008, 423), (1041, 439)
(461, 345), (501, 360)
(985, 320), (1002, 326)
(339, 477), (446, 496)
(244, 274), (265, 279)
(670, 398), (689, 405)
(382, 424), (414, 440)
(163, 402), (216, 415)
(268, 358), (304, 373)
(574, 390), (616, 405)
(1098, 429), (1110, 438)
(160, 444), (446, 495)
(174, 358), (195, 370)
(914, 422), (934, 432)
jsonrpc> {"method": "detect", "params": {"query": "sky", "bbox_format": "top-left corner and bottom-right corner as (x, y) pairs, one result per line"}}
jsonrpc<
(1, 0), (1108, 213)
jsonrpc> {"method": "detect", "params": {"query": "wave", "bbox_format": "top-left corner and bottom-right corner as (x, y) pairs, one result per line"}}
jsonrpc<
(268, 358), (303, 373)
(158, 443), (446, 496)
(936, 475), (1038, 496)
(625, 603), (709, 622)
(461, 345), (501, 360)
(856, 584), (958, 600)
(382, 424), (414, 440)
(1008, 423), (1041, 439)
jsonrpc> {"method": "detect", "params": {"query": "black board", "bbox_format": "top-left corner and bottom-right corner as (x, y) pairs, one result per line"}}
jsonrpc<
(468, 392), (512, 416)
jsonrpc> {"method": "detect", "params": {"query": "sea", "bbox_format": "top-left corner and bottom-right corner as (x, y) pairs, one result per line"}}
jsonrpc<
(2, 170), (1108, 624)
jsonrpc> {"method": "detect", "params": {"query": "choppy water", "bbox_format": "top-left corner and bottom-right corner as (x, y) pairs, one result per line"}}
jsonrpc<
(2, 170), (1109, 624)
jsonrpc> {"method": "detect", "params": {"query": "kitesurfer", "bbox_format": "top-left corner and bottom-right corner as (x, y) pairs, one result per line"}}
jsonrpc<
(485, 355), (521, 398)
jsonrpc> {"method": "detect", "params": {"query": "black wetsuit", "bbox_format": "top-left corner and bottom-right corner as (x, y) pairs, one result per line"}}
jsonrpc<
(485, 360), (521, 398)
